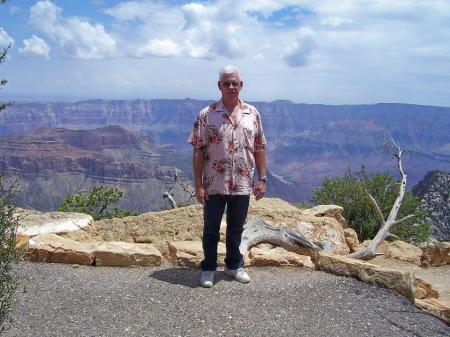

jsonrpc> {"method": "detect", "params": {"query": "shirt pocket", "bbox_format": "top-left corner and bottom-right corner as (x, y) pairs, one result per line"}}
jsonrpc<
(242, 126), (255, 152)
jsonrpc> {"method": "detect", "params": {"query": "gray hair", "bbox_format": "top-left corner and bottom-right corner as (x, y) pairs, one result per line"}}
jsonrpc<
(219, 65), (240, 80)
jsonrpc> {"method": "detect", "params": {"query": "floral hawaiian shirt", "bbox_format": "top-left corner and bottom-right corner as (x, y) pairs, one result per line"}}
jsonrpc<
(188, 99), (266, 195)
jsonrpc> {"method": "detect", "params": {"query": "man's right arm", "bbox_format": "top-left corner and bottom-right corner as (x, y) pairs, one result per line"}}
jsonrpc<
(193, 148), (208, 205)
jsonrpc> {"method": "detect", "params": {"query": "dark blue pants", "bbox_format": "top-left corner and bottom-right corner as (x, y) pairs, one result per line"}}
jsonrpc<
(201, 194), (250, 271)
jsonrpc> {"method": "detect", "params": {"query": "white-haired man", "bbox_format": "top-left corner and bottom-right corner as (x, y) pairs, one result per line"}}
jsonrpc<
(188, 66), (267, 287)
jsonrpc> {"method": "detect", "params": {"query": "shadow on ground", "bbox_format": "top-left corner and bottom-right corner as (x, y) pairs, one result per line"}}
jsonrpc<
(149, 267), (232, 288)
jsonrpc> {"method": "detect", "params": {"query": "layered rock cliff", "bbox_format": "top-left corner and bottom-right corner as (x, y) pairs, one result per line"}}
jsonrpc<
(413, 171), (450, 242)
(2, 99), (450, 202)
(0, 126), (192, 212)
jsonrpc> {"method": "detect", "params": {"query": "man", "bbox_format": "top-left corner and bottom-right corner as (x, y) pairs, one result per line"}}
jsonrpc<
(188, 65), (267, 288)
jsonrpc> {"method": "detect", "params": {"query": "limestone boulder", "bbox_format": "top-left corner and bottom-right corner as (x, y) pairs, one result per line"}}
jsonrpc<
(415, 277), (439, 300)
(301, 205), (347, 228)
(385, 240), (423, 266)
(94, 204), (205, 253)
(316, 251), (416, 302)
(27, 234), (96, 265)
(344, 228), (359, 253)
(15, 208), (93, 237)
(93, 198), (350, 256)
(94, 242), (162, 267)
(15, 234), (29, 249)
(354, 240), (390, 254)
(421, 242), (450, 267)
(415, 298), (450, 324)
(168, 241), (226, 267)
(249, 246), (315, 268)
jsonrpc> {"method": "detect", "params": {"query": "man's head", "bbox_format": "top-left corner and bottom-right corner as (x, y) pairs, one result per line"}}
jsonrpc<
(218, 65), (243, 100)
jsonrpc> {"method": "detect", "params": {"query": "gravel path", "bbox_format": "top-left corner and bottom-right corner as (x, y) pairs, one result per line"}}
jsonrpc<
(4, 262), (450, 337)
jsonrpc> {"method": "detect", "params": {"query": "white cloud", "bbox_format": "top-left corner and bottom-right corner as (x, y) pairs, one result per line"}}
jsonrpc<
(0, 27), (14, 48)
(5, 0), (450, 106)
(19, 35), (51, 59)
(102, 1), (159, 21)
(320, 16), (353, 27)
(30, 0), (116, 59)
(283, 28), (317, 67)
(177, 2), (252, 59)
(136, 38), (180, 57)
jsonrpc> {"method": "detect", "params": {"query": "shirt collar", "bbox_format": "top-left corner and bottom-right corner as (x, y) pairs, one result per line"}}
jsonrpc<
(215, 99), (250, 114)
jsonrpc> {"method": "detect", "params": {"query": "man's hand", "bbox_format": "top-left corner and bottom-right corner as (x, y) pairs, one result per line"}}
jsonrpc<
(253, 181), (266, 201)
(195, 185), (208, 205)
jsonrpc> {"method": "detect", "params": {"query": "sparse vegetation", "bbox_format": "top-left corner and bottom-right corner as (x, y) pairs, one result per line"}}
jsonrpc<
(0, 16), (23, 331)
(312, 166), (430, 243)
(59, 186), (137, 220)
(0, 176), (23, 332)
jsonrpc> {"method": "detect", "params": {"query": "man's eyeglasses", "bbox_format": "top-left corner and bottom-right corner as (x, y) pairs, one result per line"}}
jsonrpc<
(222, 81), (241, 88)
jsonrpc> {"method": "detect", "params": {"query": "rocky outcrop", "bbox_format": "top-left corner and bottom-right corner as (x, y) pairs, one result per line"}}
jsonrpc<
(421, 242), (450, 267)
(15, 208), (93, 236)
(93, 198), (350, 255)
(412, 170), (450, 242)
(249, 199), (349, 254)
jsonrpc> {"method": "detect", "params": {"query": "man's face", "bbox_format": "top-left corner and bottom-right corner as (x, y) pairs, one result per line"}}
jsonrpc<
(218, 74), (243, 100)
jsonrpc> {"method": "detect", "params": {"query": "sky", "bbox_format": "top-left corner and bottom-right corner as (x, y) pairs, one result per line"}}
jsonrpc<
(0, 0), (450, 105)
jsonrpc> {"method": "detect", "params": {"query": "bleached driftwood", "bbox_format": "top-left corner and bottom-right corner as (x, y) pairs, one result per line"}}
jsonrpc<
(240, 216), (328, 262)
(162, 192), (177, 209)
(347, 139), (415, 260)
(162, 167), (195, 209)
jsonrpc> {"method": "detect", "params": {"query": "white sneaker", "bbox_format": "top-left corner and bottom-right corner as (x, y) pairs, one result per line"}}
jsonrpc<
(200, 271), (215, 288)
(224, 267), (250, 283)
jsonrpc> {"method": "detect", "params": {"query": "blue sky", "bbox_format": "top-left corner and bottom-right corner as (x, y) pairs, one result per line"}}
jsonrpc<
(0, 0), (450, 105)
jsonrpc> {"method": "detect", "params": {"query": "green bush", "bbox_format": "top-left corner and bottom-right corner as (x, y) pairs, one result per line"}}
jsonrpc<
(312, 166), (430, 243)
(0, 177), (22, 331)
(59, 186), (137, 220)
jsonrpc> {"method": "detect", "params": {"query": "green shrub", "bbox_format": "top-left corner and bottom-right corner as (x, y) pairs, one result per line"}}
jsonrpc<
(59, 186), (137, 220)
(0, 177), (22, 331)
(312, 166), (430, 243)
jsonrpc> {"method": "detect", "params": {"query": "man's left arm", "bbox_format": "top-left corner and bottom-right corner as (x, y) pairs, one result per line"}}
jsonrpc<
(254, 148), (266, 200)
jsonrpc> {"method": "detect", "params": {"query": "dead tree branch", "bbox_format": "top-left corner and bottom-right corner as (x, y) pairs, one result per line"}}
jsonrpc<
(161, 167), (195, 208)
(240, 216), (326, 263)
(348, 139), (415, 260)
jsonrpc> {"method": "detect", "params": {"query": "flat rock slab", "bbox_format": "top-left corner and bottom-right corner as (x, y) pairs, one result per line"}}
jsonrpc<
(94, 241), (162, 267)
(415, 298), (450, 324)
(168, 240), (226, 267)
(15, 208), (93, 236)
(249, 246), (315, 268)
(28, 234), (96, 265)
(27, 234), (162, 267)
(316, 251), (416, 302)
